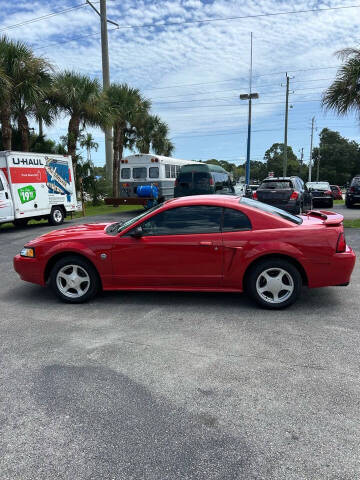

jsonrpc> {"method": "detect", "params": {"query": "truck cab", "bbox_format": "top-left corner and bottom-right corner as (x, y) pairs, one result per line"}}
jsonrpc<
(0, 168), (14, 223)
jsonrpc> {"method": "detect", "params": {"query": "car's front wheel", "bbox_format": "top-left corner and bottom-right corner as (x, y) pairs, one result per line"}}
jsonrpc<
(50, 255), (100, 303)
(247, 259), (302, 309)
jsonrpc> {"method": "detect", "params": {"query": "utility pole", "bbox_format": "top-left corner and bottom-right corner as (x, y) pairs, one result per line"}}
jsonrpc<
(299, 147), (304, 165)
(239, 33), (259, 185)
(308, 116), (315, 182)
(316, 151), (320, 181)
(86, 0), (118, 182)
(283, 74), (290, 177)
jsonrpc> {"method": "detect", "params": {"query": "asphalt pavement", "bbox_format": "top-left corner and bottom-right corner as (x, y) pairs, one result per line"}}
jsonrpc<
(1, 212), (360, 480)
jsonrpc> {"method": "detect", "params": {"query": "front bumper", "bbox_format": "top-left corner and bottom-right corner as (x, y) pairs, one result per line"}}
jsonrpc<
(13, 254), (45, 286)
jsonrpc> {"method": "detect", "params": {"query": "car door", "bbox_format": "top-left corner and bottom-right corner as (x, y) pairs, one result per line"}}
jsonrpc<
(0, 170), (14, 223)
(112, 205), (223, 288)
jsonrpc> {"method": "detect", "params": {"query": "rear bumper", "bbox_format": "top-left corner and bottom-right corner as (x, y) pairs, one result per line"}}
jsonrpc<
(13, 255), (45, 286)
(312, 196), (333, 204)
(306, 246), (356, 288)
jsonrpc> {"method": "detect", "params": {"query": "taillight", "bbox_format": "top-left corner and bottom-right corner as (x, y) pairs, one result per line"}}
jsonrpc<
(252, 191), (258, 200)
(209, 177), (214, 186)
(350, 186), (355, 193)
(290, 191), (299, 200)
(174, 178), (178, 187)
(324, 190), (332, 195)
(336, 232), (346, 253)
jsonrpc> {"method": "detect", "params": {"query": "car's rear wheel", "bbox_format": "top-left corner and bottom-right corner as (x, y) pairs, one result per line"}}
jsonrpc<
(50, 255), (100, 303)
(13, 218), (29, 227)
(345, 199), (353, 208)
(49, 206), (64, 226)
(328, 199), (333, 208)
(247, 259), (302, 309)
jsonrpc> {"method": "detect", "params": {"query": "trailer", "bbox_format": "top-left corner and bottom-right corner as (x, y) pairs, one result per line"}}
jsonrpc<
(0, 151), (78, 227)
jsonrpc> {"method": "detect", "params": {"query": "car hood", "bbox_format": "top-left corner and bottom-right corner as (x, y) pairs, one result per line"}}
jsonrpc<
(28, 222), (113, 245)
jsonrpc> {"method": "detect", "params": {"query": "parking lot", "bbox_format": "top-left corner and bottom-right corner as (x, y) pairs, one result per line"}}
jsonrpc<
(1, 211), (360, 480)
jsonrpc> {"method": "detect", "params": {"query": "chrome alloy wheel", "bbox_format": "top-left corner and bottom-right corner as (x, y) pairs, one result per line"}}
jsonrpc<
(53, 209), (63, 223)
(255, 267), (294, 304)
(56, 264), (90, 299)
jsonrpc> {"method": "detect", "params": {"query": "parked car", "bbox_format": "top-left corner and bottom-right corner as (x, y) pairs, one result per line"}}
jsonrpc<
(14, 195), (355, 310)
(330, 185), (343, 200)
(345, 176), (360, 208)
(254, 176), (312, 214)
(306, 181), (333, 208)
(174, 164), (234, 197)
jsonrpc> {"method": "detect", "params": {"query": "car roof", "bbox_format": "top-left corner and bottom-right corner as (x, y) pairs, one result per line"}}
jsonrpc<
(263, 177), (294, 181)
(165, 194), (241, 207)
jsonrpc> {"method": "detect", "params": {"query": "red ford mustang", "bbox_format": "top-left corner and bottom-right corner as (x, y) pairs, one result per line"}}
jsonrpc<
(14, 195), (355, 309)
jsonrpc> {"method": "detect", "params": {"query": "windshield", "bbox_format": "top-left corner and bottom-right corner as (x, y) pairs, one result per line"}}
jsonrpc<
(240, 197), (302, 225)
(105, 204), (163, 235)
(351, 177), (360, 186)
(306, 182), (330, 190)
(260, 180), (292, 189)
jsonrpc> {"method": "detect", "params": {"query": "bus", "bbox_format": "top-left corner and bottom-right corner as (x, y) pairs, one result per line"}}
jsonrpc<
(118, 153), (201, 206)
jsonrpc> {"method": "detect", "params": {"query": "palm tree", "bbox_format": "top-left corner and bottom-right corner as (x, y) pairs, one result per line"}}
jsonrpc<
(49, 71), (106, 174)
(136, 114), (174, 156)
(104, 83), (151, 196)
(12, 56), (53, 151)
(80, 132), (99, 163)
(322, 48), (360, 116)
(0, 36), (50, 150)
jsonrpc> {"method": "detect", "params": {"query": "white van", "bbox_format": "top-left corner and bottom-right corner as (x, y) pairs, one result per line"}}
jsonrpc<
(0, 151), (78, 227)
(117, 153), (200, 206)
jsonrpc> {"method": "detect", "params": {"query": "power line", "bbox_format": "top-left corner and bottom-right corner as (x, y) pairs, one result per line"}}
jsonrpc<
(0, 2), (96, 33)
(114, 4), (360, 30)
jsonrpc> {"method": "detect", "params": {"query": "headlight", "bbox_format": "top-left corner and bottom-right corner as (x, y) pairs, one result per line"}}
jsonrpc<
(20, 247), (35, 258)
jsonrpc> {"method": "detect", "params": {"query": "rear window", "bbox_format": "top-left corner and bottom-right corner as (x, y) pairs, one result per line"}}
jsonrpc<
(260, 181), (292, 189)
(240, 197), (302, 225)
(306, 182), (330, 190)
(149, 167), (159, 178)
(351, 177), (360, 186)
(178, 171), (192, 183)
(133, 167), (147, 179)
(121, 168), (131, 179)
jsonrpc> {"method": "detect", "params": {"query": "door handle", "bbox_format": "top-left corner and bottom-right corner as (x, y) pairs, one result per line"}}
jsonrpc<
(199, 241), (213, 246)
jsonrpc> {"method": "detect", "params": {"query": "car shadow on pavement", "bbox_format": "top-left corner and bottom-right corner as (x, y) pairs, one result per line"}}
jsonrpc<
(3, 281), (344, 314)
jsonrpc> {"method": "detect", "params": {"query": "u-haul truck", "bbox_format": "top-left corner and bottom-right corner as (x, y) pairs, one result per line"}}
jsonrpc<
(0, 151), (78, 227)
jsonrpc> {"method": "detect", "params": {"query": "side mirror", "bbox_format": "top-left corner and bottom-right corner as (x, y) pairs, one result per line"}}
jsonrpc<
(130, 226), (143, 238)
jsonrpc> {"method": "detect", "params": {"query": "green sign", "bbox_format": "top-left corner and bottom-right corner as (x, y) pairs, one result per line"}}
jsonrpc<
(18, 185), (36, 204)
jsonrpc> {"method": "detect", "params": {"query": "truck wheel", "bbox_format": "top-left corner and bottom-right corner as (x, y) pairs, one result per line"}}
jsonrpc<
(50, 255), (100, 303)
(49, 207), (64, 226)
(247, 258), (302, 309)
(13, 218), (29, 227)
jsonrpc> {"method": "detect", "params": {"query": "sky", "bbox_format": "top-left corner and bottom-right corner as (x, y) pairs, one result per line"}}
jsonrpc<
(1, 0), (360, 168)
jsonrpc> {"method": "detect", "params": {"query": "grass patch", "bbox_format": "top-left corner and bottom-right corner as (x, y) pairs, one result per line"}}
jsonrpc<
(343, 219), (360, 228)
(334, 199), (345, 205)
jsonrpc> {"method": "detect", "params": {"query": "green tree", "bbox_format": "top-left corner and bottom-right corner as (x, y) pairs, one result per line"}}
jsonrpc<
(322, 48), (360, 117)
(104, 83), (151, 197)
(79, 132), (99, 163)
(312, 128), (360, 185)
(49, 71), (107, 174)
(264, 143), (307, 178)
(136, 114), (174, 156)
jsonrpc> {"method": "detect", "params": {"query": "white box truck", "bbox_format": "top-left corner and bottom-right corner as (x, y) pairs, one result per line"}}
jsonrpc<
(0, 151), (78, 227)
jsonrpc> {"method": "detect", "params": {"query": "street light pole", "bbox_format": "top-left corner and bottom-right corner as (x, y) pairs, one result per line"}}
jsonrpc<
(308, 116), (315, 182)
(240, 33), (259, 185)
(283, 74), (290, 177)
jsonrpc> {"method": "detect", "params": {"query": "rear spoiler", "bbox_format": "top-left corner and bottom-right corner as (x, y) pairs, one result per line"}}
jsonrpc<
(305, 210), (344, 225)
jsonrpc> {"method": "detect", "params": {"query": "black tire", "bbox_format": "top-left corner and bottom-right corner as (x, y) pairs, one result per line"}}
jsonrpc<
(345, 199), (353, 208)
(49, 206), (64, 226)
(50, 255), (100, 303)
(327, 199), (333, 209)
(247, 258), (302, 309)
(13, 218), (29, 227)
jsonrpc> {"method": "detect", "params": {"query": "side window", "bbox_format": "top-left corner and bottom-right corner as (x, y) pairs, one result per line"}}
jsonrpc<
(121, 168), (131, 179)
(149, 167), (159, 179)
(0, 177), (3, 190)
(222, 208), (251, 232)
(140, 205), (222, 236)
(165, 164), (171, 178)
(171, 165), (176, 178)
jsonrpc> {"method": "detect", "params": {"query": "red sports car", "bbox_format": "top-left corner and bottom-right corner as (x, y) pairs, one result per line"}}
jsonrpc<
(330, 185), (343, 200)
(14, 195), (356, 309)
